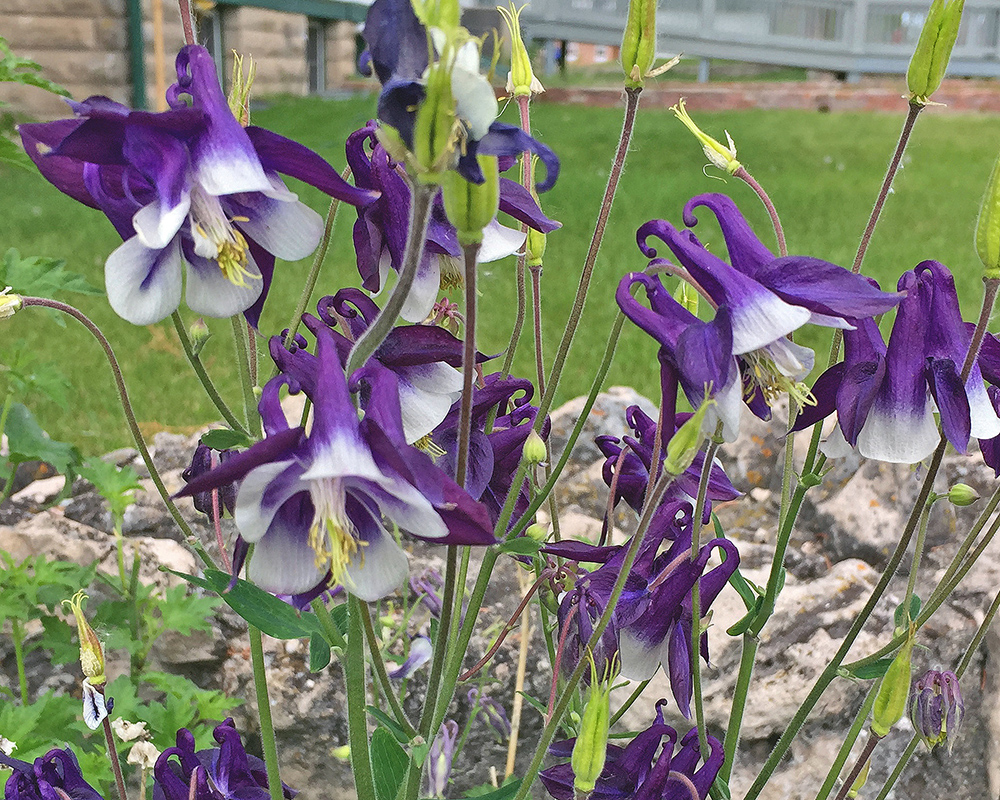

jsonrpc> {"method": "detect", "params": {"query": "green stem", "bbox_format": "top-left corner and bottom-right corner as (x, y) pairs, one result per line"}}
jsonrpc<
(102, 712), (129, 800)
(609, 679), (650, 727)
(419, 545), (459, 742)
(347, 183), (436, 376)
(170, 312), (248, 435)
(852, 101), (923, 275)
(231, 315), (261, 438)
(311, 598), (347, 651)
(346, 598), (377, 800)
(719, 632), (758, 782)
(360, 602), (418, 738)
(691, 434), (722, 758)
(744, 439), (947, 799)
(11, 619), (29, 705)
(510, 470), (678, 800)
(19, 298), (200, 546)
(456, 242), (480, 487)
(902, 500), (932, 621)
(535, 87), (641, 424)
(871, 736), (919, 800)
(248, 625), (283, 800)
(833, 731), (881, 800)
(815, 680), (880, 800)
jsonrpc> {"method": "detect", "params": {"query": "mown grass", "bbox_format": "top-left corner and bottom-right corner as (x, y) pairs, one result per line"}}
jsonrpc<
(3, 92), (1000, 454)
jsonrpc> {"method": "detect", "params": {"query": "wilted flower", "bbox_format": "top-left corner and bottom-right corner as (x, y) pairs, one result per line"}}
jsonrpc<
(911, 669), (965, 751)
(467, 688), (512, 738)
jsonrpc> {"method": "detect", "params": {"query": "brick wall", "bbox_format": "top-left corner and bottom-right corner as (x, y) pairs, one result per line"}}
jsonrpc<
(225, 6), (308, 97)
(325, 20), (358, 90)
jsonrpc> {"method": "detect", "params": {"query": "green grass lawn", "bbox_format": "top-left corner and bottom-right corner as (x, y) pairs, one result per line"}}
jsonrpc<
(3, 93), (1000, 454)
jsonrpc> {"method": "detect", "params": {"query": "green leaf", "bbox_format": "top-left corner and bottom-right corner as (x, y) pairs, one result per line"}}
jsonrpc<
(4, 402), (81, 486)
(1, 248), (103, 301)
(200, 428), (255, 451)
(499, 537), (541, 556)
(847, 658), (896, 681)
(366, 706), (409, 744)
(0, 136), (30, 170)
(78, 457), (143, 519)
(893, 595), (921, 629)
(726, 596), (764, 636)
(164, 568), (323, 640)
(0, 343), (73, 408)
(0, 38), (71, 97)
(458, 779), (522, 799)
(156, 585), (220, 636)
(371, 727), (409, 800)
(309, 632), (331, 672)
(709, 774), (733, 800)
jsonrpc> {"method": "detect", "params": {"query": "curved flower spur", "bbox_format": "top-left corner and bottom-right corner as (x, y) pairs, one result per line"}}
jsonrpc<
(19, 44), (375, 327)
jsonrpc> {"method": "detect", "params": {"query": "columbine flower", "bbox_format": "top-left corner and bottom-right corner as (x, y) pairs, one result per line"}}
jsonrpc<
(0, 748), (104, 800)
(180, 323), (493, 600)
(637, 194), (901, 416)
(361, 0), (560, 191)
(793, 261), (1000, 463)
(540, 701), (723, 800)
(388, 635), (433, 679)
(911, 669), (965, 752)
(19, 45), (374, 327)
(426, 720), (459, 799)
(153, 718), (295, 800)
(345, 121), (559, 321)
(467, 688), (512, 738)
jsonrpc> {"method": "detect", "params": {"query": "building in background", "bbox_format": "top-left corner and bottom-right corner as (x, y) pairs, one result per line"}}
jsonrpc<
(1, 0), (370, 119)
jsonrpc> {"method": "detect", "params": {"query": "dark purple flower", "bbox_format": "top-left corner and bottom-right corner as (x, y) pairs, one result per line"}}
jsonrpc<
(182, 442), (238, 518)
(793, 261), (1000, 463)
(596, 405), (740, 523)
(19, 45), (374, 327)
(539, 701), (723, 800)
(345, 121), (559, 321)
(910, 669), (964, 752)
(0, 747), (104, 800)
(178, 323), (494, 600)
(410, 567), (445, 616)
(153, 718), (294, 800)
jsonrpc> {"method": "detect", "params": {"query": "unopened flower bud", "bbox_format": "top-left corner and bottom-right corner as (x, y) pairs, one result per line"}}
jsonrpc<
(443, 155), (500, 245)
(330, 745), (351, 760)
(499, 3), (543, 97)
(911, 669), (965, 751)
(63, 591), (105, 686)
(189, 318), (211, 357)
(976, 151), (1000, 280)
(527, 227), (546, 267)
(426, 720), (459, 799)
(872, 627), (916, 737)
(907, 0), (965, 103)
(414, 61), (458, 182)
(522, 429), (548, 465)
(0, 287), (22, 319)
(525, 522), (549, 543)
(621, 0), (656, 89)
(664, 393), (715, 476)
(671, 99), (741, 175)
(947, 483), (980, 506)
(413, 0), (460, 30)
(846, 760), (870, 799)
(571, 671), (611, 795)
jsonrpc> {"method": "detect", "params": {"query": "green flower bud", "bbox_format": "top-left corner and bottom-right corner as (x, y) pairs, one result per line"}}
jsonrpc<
(571, 669), (611, 795)
(0, 287), (22, 319)
(63, 591), (106, 686)
(947, 483), (980, 506)
(442, 155), (500, 245)
(621, 0), (656, 88)
(527, 227), (546, 267)
(907, 0), (965, 103)
(664, 392), (715, 476)
(525, 522), (548, 543)
(522, 429), (548, 465)
(872, 627), (915, 738)
(413, 0), (460, 31)
(413, 60), (458, 182)
(976, 150), (1000, 279)
(499, 3), (543, 97)
(671, 99), (741, 175)
(189, 318), (211, 357)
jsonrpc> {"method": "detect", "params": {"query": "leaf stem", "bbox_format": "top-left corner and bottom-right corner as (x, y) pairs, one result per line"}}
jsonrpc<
(172, 314), (248, 434)
(360, 602), (418, 738)
(248, 625), (283, 800)
(346, 598), (377, 800)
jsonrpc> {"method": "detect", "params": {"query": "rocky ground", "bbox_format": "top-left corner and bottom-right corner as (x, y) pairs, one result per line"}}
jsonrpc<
(2, 389), (999, 799)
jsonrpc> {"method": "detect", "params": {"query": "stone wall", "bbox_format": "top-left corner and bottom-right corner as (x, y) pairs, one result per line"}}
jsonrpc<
(325, 20), (358, 90)
(224, 6), (308, 97)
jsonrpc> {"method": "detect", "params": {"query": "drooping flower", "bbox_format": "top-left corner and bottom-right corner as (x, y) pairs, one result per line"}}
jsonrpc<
(426, 720), (460, 799)
(911, 669), (965, 752)
(361, 0), (560, 192)
(467, 688), (512, 738)
(539, 701), (723, 800)
(0, 747), (105, 800)
(179, 323), (493, 601)
(345, 121), (559, 321)
(388, 635), (433, 679)
(636, 194), (901, 416)
(19, 45), (374, 327)
(596, 405), (740, 522)
(153, 718), (295, 800)
(793, 261), (1000, 463)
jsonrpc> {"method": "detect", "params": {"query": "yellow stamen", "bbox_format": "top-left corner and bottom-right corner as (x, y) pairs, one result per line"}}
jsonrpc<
(415, 434), (447, 460)
(308, 477), (367, 583)
(742, 350), (816, 407)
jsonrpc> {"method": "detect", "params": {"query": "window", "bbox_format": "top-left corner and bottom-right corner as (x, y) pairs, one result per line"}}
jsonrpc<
(307, 19), (327, 93)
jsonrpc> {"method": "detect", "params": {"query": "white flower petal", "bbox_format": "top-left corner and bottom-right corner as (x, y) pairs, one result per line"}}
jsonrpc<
(235, 196), (324, 262)
(401, 254), (441, 323)
(105, 236), (183, 325)
(184, 249), (263, 318)
(729, 295), (811, 356)
(618, 629), (664, 682)
(857, 402), (939, 464)
(397, 363), (463, 444)
(452, 67), (498, 141)
(133, 196), (190, 250)
(477, 219), (525, 263)
(247, 513), (328, 596)
(341, 527), (409, 601)
(820, 418), (855, 459)
(968, 379), (1000, 440)
(234, 460), (305, 543)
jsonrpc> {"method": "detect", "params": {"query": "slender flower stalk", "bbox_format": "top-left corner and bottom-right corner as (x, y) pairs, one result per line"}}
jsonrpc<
(734, 166), (787, 257)
(248, 624), (283, 800)
(348, 183), (437, 375)
(231, 315), (261, 438)
(536, 87), (641, 424)
(361, 606), (418, 738)
(177, 0), (195, 45)
(456, 242), (481, 487)
(346, 598), (377, 800)
(852, 102), (923, 275)
(833, 731), (881, 800)
(816, 681), (880, 800)
(102, 714), (129, 800)
(19, 298), (199, 547)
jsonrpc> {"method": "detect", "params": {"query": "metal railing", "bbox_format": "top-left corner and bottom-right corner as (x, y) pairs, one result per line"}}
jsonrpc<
(514, 0), (1000, 79)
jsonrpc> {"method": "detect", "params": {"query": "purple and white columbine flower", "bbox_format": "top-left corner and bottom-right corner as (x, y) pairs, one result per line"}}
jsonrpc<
(179, 323), (494, 600)
(19, 45), (373, 327)
(539, 701), (724, 800)
(793, 261), (1000, 463)
(0, 747), (104, 800)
